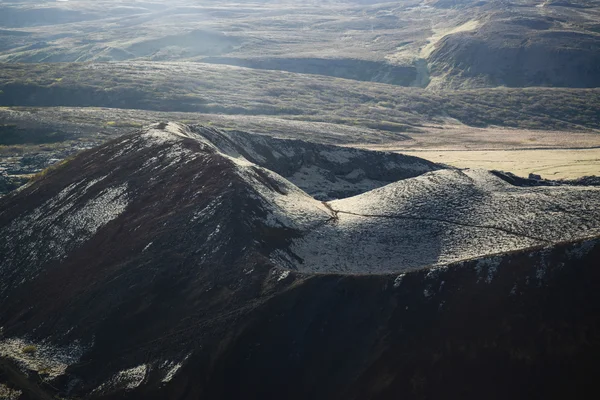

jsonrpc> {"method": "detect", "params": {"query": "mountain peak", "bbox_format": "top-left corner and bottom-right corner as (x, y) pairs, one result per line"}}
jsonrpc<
(141, 121), (211, 146)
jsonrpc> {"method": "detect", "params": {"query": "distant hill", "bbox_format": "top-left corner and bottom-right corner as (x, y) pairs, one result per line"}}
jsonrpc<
(429, 17), (600, 88)
(1, 62), (599, 133)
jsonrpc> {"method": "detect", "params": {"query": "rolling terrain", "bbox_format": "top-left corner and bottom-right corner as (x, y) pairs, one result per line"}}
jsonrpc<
(1, 0), (598, 89)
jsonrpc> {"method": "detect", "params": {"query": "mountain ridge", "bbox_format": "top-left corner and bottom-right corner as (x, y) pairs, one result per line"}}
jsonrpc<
(1, 122), (599, 399)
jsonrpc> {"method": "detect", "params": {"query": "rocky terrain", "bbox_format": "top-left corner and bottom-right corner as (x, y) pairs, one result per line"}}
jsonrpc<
(0, 123), (599, 399)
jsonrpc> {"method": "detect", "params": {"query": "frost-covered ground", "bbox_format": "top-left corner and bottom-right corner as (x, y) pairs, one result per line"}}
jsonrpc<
(2, 122), (599, 279)
(280, 169), (600, 273)
(0, 336), (89, 380)
(154, 124), (600, 274)
(0, 383), (21, 400)
(0, 178), (129, 296)
(0, 331), (191, 395)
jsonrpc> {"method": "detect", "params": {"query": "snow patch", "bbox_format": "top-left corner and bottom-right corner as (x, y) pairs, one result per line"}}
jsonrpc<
(0, 337), (89, 380)
(232, 163), (333, 231)
(277, 270), (291, 281)
(141, 122), (195, 145)
(393, 273), (405, 288)
(142, 242), (153, 252)
(94, 364), (148, 393)
(160, 354), (191, 383)
(0, 183), (129, 294)
(82, 175), (108, 193)
(426, 266), (445, 280)
(192, 196), (222, 222)
(0, 384), (21, 400)
(162, 363), (183, 383)
(64, 184), (129, 239)
(438, 300), (446, 312)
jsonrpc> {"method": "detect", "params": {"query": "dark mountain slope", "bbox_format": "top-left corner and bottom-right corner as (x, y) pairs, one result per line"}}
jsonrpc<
(0, 122), (333, 394)
(0, 122), (599, 399)
(3, 235), (599, 400)
(135, 238), (600, 400)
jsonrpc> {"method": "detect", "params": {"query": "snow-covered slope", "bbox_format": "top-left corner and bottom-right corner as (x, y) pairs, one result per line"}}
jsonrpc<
(0, 122), (334, 299)
(279, 169), (600, 273)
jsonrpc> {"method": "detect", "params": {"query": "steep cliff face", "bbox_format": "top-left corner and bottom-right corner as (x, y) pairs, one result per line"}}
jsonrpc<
(0, 123), (599, 400)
